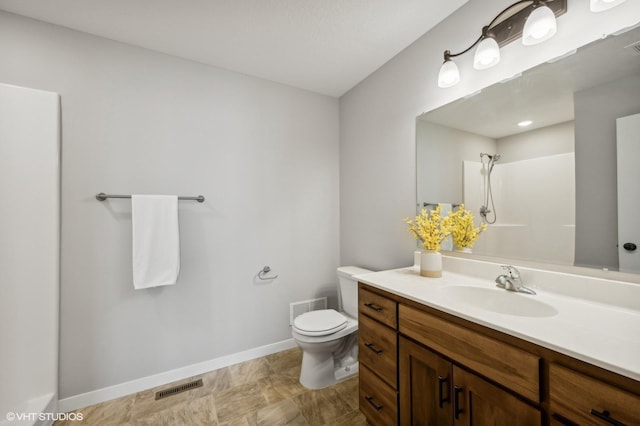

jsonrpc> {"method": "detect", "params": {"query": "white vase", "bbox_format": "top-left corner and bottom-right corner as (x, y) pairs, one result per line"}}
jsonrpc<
(420, 250), (442, 278)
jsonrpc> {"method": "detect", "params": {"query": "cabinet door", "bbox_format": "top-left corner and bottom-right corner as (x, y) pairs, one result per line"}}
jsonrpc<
(399, 337), (452, 426)
(453, 365), (542, 426)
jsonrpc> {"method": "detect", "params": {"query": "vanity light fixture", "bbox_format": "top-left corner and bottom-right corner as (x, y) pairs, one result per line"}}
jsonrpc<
(438, 0), (567, 88)
(438, 57), (461, 88)
(590, 0), (628, 12)
(522, 2), (558, 45)
(473, 29), (501, 70)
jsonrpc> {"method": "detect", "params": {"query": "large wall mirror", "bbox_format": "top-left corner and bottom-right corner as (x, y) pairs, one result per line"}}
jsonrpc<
(417, 25), (640, 274)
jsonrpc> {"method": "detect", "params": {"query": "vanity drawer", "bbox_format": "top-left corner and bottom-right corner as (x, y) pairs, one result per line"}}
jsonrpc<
(399, 304), (540, 403)
(359, 364), (398, 426)
(549, 363), (640, 425)
(359, 285), (397, 329)
(359, 313), (397, 388)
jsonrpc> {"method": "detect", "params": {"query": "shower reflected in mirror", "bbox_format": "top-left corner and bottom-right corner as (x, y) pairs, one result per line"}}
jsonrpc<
(479, 152), (501, 224)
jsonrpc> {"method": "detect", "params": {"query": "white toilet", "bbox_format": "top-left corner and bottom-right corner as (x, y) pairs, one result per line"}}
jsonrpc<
(291, 266), (372, 389)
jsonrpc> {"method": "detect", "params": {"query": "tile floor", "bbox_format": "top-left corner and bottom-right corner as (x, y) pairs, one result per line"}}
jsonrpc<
(55, 348), (367, 425)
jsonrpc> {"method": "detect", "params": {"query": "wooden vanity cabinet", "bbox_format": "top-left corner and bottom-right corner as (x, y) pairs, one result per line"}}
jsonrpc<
(358, 283), (640, 426)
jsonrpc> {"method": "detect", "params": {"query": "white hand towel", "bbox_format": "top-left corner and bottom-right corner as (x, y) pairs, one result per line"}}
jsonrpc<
(132, 195), (180, 289)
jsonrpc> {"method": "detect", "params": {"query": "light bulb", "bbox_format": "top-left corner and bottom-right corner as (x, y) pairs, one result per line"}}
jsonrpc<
(523, 4), (557, 45)
(474, 37), (501, 70)
(438, 60), (460, 88)
(590, 0), (627, 12)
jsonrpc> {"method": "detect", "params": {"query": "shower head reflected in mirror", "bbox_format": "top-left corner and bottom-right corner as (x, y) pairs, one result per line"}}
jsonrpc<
(480, 152), (501, 161)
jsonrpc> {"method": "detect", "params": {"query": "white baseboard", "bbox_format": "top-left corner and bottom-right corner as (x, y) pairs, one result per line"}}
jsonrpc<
(58, 338), (297, 413)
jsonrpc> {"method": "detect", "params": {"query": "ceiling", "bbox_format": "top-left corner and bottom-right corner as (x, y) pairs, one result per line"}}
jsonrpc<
(0, 0), (468, 97)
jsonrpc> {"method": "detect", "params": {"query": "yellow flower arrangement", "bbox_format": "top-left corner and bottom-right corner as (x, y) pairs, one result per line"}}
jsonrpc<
(442, 204), (487, 249)
(404, 204), (450, 252)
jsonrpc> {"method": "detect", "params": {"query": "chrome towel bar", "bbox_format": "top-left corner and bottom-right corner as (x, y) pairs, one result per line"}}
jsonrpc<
(423, 202), (461, 208)
(96, 192), (205, 203)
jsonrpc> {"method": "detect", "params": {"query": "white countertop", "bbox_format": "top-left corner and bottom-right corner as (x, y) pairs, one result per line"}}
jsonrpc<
(356, 262), (640, 382)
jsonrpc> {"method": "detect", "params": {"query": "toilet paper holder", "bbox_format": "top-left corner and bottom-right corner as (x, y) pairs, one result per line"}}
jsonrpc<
(258, 266), (279, 280)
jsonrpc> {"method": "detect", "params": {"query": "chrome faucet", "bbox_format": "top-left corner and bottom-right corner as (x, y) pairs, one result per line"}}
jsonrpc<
(495, 265), (536, 295)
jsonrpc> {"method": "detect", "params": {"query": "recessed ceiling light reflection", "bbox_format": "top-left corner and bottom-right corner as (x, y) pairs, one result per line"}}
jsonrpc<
(518, 120), (533, 127)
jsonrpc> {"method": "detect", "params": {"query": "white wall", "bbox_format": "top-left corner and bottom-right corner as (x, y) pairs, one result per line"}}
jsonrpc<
(0, 83), (59, 421)
(496, 121), (574, 161)
(0, 11), (340, 400)
(339, 0), (640, 270)
(416, 120), (495, 210)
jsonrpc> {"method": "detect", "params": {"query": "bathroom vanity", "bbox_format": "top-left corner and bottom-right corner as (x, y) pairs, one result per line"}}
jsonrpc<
(356, 259), (640, 425)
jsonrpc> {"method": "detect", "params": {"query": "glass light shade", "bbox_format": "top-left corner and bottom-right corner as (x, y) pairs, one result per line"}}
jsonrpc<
(438, 60), (460, 88)
(522, 5), (557, 45)
(590, 0), (627, 12)
(474, 37), (501, 70)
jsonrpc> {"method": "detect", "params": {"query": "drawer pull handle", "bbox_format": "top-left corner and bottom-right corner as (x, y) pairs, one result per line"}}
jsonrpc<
(364, 342), (383, 355)
(551, 413), (579, 426)
(438, 375), (449, 408)
(590, 409), (626, 426)
(364, 302), (383, 312)
(453, 386), (464, 420)
(365, 395), (383, 412)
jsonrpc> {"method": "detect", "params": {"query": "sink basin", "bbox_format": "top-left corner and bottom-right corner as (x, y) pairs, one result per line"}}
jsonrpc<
(438, 286), (558, 318)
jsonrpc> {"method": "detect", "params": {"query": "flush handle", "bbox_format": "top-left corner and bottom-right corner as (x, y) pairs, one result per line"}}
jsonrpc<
(623, 242), (637, 252)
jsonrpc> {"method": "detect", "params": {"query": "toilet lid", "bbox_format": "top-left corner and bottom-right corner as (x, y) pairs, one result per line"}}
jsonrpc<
(293, 309), (348, 337)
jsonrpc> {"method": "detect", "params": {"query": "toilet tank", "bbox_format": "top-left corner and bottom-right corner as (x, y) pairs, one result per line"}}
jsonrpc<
(337, 266), (373, 317)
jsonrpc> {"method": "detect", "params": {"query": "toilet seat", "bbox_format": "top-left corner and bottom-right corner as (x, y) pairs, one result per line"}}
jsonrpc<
(293, 309), (347, 337)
